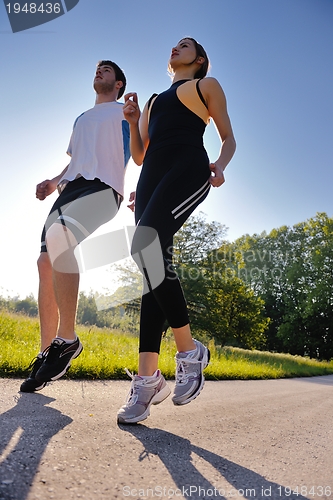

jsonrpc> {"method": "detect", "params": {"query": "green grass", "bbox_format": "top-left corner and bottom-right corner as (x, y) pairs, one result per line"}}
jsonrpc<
(1, 311), (333, 380)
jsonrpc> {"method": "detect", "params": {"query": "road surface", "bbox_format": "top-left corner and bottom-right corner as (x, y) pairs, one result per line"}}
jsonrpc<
(0, 376), (332, 500)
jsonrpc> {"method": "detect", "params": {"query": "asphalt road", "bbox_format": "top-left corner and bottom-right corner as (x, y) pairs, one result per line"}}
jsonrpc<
(0, 376), (332, 500)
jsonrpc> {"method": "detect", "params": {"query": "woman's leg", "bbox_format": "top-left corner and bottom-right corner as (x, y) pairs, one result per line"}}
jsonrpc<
(133, 160), (210, 365)
(117, 148), (211, 423)
(137, 286), (195, 376)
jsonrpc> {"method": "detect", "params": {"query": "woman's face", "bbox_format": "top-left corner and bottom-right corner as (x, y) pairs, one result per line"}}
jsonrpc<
(169, 38), (197, 69)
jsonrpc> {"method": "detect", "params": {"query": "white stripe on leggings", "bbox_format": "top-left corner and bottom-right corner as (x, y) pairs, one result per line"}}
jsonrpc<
(171, 181), (210, 219)
(58, 215), (90, 237)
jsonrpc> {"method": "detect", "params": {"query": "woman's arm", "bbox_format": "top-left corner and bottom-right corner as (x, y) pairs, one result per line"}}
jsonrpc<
(200, 77), (236, 187)
(123, 93), (150, 165)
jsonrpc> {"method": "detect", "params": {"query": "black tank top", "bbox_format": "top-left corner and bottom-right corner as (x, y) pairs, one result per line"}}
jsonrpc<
(146, 79), (208, 156)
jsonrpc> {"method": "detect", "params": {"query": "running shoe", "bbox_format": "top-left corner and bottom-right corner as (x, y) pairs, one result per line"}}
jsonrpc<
(20, 353), (47, 392)
(172, 339), (210, 405)
(117, 369), (171, 424)
(35, 336), (83, 383)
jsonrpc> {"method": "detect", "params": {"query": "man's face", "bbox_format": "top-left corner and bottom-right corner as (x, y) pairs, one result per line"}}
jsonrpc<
(93, 65), (117, 94)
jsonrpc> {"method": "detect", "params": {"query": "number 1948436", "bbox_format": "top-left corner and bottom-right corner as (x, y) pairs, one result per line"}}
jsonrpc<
(6, 3), (61, 14)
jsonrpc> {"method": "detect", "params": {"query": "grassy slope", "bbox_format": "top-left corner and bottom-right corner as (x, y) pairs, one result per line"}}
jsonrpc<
(1, 311), (333, 380)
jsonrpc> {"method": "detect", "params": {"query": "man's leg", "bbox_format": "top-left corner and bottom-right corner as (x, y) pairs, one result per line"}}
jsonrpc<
(35, 184), (119, 383)
(39, 230), (78, 344)
(46, 222), (80, 340)
(53, 269), (79, 341)
(34, 223), (83, 383)
(20, 252), (59, 392)
(45, 185), (120, 340)
(37, 252), (59, 350)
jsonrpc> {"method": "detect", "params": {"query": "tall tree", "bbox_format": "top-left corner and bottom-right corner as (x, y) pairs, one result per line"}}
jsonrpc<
(173, 214), (269, 349)
(231, 213), (333, 359)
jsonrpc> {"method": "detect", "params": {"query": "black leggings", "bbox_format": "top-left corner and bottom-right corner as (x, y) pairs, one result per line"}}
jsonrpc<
(132, 145), (211, 353)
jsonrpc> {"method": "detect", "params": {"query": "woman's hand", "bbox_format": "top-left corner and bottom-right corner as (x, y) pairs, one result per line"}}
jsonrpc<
(209, 162), (225, 187)
(123, 93), (141, 125)
(127, 191), (136, 212)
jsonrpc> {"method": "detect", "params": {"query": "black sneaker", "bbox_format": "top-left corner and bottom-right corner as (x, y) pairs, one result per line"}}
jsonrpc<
(20, 354), (47, 392)
(35, 337), (83, 383)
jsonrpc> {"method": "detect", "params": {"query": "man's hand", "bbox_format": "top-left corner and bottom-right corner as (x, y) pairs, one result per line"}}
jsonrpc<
(127, 191), (136, 212)
(36, 179), (57, 200)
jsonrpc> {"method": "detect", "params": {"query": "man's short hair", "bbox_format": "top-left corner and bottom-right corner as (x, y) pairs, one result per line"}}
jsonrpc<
(97, 60), (126, 99)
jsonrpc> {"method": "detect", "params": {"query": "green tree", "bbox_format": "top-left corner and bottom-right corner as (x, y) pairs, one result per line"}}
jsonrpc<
(173, 215), (269, 348)
(231, 213), (333, 359)
(14, 294), (38, 317)
(77, 292), (98, 325)
(173, 212), (227, 265)
(175, 250), (268, 348)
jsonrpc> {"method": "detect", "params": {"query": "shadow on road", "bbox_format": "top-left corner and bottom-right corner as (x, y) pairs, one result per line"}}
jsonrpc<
(0, 392), (72, 500)
(120, 425), (308, 500)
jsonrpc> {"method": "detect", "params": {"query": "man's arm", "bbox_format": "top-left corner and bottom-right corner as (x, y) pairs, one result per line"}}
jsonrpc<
(36, 165), (69, 200)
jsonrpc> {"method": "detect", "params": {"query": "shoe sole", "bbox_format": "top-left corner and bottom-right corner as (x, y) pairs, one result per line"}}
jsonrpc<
(45, 343), (83, 382)
(172, 347), (210, 406)
(34, 382), (47, 391)
(20, 381), (47, 393)
(117, 384), (171, 425)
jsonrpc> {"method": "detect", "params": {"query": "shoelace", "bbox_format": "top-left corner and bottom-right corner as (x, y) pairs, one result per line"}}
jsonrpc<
(175, 356), (202, 384)
(41, 338), (71, 362)
(124, 367), (135, 380)
(26, 344), (52, 370)
(26, 339), (68, 371)
(124, 368), (145, 406)
(26, 354), (44, 371)
(41, 342), (62, 362)
(41, 344), (51, 357)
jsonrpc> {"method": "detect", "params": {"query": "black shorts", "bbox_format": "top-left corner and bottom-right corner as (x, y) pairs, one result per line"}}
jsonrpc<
(41, 177), (121, 253)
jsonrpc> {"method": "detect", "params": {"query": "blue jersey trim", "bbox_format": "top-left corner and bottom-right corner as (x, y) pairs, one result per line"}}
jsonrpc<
(73, 112), (85, 129)
(122, 120), (130, 167)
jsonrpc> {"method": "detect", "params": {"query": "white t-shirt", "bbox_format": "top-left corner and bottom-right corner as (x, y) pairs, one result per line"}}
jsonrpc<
(59, 101), (130, 198)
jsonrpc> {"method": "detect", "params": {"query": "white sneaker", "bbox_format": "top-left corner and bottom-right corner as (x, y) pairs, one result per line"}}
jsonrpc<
(172, 339), (210, 405)
(117, 369), (171, 424)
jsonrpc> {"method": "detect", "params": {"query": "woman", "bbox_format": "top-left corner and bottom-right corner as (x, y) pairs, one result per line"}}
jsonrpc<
(118, 37), (236, 424)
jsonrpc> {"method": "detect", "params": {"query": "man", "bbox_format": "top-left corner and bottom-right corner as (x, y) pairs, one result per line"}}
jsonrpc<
(20, 60), (130, 392)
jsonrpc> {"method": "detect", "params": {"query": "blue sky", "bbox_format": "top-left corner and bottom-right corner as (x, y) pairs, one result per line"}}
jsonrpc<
(1, 0), (332, 299)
